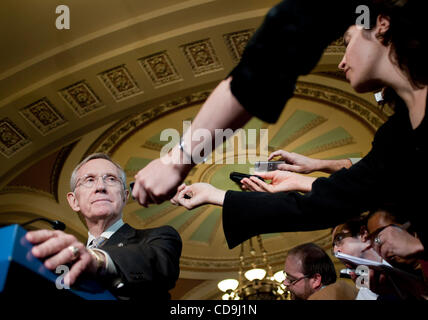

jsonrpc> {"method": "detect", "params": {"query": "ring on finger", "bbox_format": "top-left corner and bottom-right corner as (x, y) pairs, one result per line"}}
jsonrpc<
(68, 245), (80, 260)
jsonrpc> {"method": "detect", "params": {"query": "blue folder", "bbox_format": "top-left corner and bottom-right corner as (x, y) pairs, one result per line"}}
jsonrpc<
(0, 224), (115, 300)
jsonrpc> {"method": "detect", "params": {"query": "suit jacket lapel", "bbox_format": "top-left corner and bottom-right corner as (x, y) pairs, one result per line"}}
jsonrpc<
(104, 223), (136, 247)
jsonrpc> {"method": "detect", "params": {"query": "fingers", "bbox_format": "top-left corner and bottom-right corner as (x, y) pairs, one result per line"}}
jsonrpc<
(64, 253), (92, 287)
(132, 178), (149, 208)
(277, 163), (301, 172)
(171, 184), (187, 205)
(44, 242), (85, 270)
(254, 171), (276, 180)
(241, 178), (264, 192)
(31, 233), (76, 258)
(26, 229), (57, 244)
(268, 150), (286, 161)
(268, 150), (282, 161)
(176, 187), (196, 209)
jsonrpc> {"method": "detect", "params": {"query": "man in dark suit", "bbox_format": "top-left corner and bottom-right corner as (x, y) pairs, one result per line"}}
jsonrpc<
(25, 153), (182, 300)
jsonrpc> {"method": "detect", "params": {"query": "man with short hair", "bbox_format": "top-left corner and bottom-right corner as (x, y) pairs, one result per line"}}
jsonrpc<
(283, 243), (357, 300)
(25, 153), (182, 300)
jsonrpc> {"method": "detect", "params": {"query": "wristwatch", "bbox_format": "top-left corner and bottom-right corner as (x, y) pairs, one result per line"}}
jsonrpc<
(88, 248), (106, 275)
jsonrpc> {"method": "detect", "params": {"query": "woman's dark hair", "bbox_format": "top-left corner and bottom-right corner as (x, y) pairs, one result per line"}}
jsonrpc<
(334, 216), (368, 238)
(368, 0), (428, 89)
(288, 243), (337, 286)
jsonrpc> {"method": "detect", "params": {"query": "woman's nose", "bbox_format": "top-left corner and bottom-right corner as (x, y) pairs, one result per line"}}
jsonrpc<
(338, 55), (347, 70)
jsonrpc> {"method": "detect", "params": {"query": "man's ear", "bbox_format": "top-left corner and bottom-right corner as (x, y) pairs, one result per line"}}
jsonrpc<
(67, 192), (81, 212)
(123, 189), (129, 203)
(311, 273), (322, 290)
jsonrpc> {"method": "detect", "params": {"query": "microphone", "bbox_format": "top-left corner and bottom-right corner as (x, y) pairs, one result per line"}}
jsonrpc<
(20, 218), (66, 231)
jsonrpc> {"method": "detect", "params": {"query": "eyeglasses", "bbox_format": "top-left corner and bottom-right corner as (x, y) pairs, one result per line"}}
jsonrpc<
(75, 174), (122, 189)
(282, 271), (309, 286)
(367, 222), (411, 245)
(332, 232), (353, 248)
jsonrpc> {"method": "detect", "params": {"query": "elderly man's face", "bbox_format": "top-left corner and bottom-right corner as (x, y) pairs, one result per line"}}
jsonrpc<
(67, 159), (128, 221)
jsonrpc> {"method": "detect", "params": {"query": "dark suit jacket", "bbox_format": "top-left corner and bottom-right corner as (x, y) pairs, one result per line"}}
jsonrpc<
(98, 223), (182, 300)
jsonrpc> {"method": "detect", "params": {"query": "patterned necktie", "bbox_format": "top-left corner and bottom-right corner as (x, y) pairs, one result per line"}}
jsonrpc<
(88, 236), (107, 249)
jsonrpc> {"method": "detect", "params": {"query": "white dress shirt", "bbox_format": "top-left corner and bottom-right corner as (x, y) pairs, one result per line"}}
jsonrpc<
(86, 218), (125, 275)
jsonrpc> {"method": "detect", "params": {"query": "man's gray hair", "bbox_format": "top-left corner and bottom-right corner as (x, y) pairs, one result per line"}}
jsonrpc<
(70, 153), (127, 191)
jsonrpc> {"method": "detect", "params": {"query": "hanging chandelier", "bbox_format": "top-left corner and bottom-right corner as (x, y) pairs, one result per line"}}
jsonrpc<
(218, 235), (290, 300)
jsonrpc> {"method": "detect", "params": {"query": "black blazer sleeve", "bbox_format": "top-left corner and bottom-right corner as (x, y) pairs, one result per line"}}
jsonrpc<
(223, 117), (395, 249)
(229, 0), (362, 123)
(102, 225), (182, 298)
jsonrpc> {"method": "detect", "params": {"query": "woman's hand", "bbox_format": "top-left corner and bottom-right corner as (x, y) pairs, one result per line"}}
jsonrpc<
(268, 150), (320, 173)
(240, 170), (315, 193)
(171, 183), (226, 209)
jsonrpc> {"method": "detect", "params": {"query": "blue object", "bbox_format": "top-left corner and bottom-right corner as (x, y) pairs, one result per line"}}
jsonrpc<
(0, 224), (115, 300)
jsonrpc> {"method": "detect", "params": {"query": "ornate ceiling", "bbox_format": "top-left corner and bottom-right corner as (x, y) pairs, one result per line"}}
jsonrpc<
(0, 0), (393, 299)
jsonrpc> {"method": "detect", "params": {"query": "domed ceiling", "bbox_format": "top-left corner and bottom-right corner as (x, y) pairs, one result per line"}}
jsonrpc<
(0, 0), (393, 299)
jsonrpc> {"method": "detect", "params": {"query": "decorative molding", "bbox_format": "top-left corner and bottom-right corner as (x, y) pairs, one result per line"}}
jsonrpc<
(292, 127), (355, 156)
(181, 39), (222, 76)
(51, 141), (77, 201)
(85, 90), (212, 156)
(178, 233), (332, 272)
(98, 65), (143, 101)
(314, 71), (347, 82)
(59, 81), (104, 117)
(20, 98), (67, 136)
(0, 185), (56, 200)
(139, 51), (182, 88)
(269, 110), (328, 149)
(294, 81), (387, 131)
(324, 37), (345, 54)
(0, 118), (31, 158)
(223, 29), (255, 62)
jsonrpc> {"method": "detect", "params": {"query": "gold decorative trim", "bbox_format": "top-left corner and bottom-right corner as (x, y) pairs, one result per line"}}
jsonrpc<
(181, 39), (223, 76)
(85, 90), (212, 156)
(223, 29), (255, 62)
(269, 115), (327, 150)
(98, 65), (142, 101)
(51, 141), (78, 201)
(20, 98), (67, 136)
(301, 136), (355, 156)
(0, 186), (56, 200)
(139, 51), (183, 88)
(294, 81), (387, 132)
(179, 233), (332, 272)
(0, 118), (31, 158)
(59, 80), (104, 117)
(324, 37), (345, 54)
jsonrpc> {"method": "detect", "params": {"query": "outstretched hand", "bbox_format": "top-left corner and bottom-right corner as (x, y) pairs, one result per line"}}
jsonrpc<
(132, 156), (192, 207)
(171, 183), (226, 210)
(268, 150), (320, 174)
(240, 170), (315, 193)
